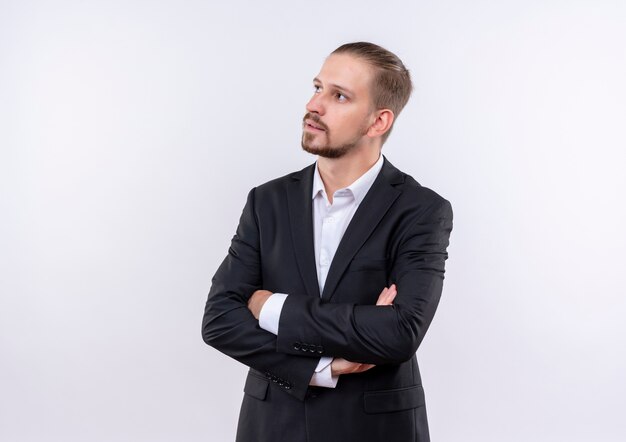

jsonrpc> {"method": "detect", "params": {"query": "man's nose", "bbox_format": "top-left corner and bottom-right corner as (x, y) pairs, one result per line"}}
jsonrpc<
(306, 94), (325, 115)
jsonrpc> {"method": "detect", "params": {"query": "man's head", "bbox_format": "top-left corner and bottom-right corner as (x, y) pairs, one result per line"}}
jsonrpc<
(301, 42), (413, 159)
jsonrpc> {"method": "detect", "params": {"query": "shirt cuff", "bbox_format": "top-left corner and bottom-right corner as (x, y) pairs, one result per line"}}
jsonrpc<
(309, 357), (339, 388)
(258, 292), (288, 335)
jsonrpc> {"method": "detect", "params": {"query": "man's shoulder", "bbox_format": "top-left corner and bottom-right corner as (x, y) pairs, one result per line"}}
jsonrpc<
(400, 173), (450, 208)
(386, 159), (452, 212)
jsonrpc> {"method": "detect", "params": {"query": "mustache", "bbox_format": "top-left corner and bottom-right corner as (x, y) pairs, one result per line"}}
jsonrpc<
(303, 113), (329, 131)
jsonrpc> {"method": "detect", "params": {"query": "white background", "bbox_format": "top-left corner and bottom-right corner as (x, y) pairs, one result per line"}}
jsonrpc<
(1, 1), (625, 441)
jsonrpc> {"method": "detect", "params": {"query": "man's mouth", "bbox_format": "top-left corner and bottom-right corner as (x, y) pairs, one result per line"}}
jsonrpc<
(304, 119), (326, 132)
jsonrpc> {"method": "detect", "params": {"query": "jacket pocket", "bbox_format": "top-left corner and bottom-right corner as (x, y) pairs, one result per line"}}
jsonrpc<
(363, 385), (425, 414)
(243, 373), (269, 401)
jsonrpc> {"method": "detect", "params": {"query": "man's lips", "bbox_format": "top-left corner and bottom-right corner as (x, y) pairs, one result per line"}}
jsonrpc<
(304, 119), (326, 132)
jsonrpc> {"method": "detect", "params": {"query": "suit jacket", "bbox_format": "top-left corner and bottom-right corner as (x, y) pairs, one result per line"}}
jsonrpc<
(202, 156), (453, 442)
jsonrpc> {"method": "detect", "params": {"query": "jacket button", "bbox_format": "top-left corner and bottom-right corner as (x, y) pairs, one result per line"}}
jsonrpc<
(284, 383), (292, 390)
(293, 342), (301, 351)
(317, 346), (323, 354)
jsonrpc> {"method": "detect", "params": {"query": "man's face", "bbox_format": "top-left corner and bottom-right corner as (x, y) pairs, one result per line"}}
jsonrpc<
(301, 53), (376, 158)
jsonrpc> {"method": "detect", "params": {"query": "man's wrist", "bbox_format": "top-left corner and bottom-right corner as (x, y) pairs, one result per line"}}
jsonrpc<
(247, 289), (273, 319)
(258, 293), (288, 334)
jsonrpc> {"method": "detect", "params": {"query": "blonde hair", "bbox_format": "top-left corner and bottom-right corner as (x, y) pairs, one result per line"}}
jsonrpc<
(332, 42), (413, 143)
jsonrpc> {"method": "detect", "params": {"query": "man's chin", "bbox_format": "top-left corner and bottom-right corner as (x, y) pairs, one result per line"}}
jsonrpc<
(301, 142), (352, 159)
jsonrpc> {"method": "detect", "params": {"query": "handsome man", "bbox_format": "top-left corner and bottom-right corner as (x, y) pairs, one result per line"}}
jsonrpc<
(202, 42), (453, 442)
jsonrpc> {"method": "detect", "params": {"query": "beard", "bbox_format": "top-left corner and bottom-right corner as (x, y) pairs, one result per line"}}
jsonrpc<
(301, 133), (359, 158)
(301, 113), (368, 159)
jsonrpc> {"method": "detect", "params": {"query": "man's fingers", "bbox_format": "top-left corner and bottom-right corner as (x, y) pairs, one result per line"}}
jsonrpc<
(349, 363), (375, 374)
(387, 284), (397, 303)
(355, 363), (375, 373)
(376, 284), (397, 306)
(331, 358), (376, 376)
(376, 286), (390, 305)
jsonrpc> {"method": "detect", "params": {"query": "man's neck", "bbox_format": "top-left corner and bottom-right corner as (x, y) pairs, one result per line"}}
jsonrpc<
(317, 147), (381, 202)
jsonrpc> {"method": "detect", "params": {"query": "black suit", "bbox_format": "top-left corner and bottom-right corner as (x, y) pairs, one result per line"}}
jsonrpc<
(202, 156), (453, 442)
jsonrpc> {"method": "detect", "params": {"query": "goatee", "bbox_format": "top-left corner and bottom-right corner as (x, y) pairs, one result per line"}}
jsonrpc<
(301, 113), (366, 159)
(301, 134), (358, 159)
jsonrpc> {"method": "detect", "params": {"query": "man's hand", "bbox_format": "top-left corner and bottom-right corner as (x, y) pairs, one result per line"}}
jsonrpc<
(330, 358), (376, 376)
(375, 283), (397, 306)
(331, 284), (397, 377)
(247, 289), (273, 320)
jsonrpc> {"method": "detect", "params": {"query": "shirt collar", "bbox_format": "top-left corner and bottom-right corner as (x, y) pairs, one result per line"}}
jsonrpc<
(312, 153), (384, 205)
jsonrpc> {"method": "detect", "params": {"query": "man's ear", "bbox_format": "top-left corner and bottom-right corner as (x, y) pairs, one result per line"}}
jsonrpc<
(367, 109), (395, 138)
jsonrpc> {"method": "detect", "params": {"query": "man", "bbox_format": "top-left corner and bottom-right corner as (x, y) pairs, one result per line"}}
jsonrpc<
(202, 42), (453, 442)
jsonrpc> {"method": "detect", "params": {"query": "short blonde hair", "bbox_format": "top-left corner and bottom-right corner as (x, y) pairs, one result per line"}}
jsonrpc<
(332, 42), (413, 143)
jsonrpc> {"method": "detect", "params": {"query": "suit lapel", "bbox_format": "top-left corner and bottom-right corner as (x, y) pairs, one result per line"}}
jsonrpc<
(321, 156), (404, 301)
(286, 164), (321, 298)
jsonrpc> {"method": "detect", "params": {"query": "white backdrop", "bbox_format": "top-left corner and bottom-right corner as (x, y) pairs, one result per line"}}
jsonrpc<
(1, 1), (625, 441)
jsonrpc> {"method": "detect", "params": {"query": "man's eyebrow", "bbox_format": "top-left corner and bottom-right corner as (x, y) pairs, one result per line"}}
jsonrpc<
(312, 77), (355, 97)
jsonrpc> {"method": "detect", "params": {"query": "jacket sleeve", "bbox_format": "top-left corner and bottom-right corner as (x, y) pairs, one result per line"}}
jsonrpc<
(275, 199), (453, 365)
(201, 187), (319, 401)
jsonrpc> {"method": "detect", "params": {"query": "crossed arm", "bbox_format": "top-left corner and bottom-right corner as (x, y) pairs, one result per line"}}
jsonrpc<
(202, 187), (453, 400)
(247, 285), (399, 377)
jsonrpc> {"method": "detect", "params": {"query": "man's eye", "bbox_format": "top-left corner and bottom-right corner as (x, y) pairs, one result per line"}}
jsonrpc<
(313, 85), (322, 93)
(336, 93), (347, 102)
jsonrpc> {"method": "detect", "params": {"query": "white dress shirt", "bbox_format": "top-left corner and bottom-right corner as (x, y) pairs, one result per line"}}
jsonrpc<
(259, 153), (385, 388)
